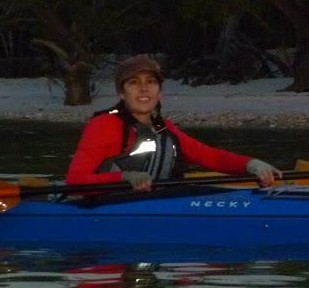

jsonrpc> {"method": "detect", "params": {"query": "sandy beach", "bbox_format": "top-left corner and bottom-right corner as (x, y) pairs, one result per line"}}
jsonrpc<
(0, 76), (308, 129)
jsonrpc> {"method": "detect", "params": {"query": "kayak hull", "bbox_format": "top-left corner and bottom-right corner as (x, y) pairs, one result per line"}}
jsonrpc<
(1, 185), (309, 247)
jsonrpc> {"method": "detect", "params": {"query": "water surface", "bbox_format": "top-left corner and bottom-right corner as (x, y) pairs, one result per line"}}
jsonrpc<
(0, 120), (308, 175)
(0, 119), (308, 287)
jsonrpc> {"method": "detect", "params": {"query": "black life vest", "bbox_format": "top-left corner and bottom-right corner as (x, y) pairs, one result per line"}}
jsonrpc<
(94, 101), (184, 180)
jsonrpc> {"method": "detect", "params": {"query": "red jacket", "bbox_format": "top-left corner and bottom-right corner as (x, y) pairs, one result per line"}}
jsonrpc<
(66, 113), (252, 185)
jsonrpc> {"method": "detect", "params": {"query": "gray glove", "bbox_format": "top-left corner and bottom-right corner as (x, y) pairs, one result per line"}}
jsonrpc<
(122, 171), (152, 189)
(246, 159), (282, 186)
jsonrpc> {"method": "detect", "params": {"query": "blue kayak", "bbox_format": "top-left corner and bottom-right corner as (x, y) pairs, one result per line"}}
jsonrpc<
(1, 184), (309, 247)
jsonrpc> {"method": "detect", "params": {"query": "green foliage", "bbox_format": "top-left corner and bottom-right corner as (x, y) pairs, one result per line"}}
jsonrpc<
(180, 0), (279, 28)
(181, 0), (252, 24)
(3, 0), (165, 104)
(4, 0), (155, 54)
(32, 39), (69, 62)
(180, 0), (295, 48)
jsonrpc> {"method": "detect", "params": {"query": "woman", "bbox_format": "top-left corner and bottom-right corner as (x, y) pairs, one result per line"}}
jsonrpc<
(66, 55), (282, 191)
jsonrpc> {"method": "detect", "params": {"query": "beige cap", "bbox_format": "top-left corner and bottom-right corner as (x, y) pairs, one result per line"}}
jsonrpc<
(115, 55), (163, 94)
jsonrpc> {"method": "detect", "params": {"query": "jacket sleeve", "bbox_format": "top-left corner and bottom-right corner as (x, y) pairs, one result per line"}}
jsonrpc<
(66, 114), (123, 185)
(166, 120), (252, 174)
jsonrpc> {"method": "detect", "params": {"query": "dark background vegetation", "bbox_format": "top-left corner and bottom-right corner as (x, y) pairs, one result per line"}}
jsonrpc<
(0, 0), (308, 105)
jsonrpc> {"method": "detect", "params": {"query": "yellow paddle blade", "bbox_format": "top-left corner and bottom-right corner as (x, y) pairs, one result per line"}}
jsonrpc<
(0, 180), (21, 197)
(185, 171), (226, 179)
(295, 159), (309, 172)
(0, 181), (21, 211)
(0, 178), (51, 213)
(18, 177), (51, 188)
(293, 178), (309, 185)
(185, 158), (309, 188)
(0, 197), (20, 212)
(209, 177), (309, 189)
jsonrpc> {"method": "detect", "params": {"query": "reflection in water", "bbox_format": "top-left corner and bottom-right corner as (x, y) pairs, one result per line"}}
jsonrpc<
(0, 261), (307, 287)
(1, 246), (309, 287)
(122, 263), (158, 287)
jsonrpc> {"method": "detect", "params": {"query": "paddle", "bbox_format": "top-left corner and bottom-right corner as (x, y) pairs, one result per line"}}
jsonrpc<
(184, 158), (309, 178)
(0, 171), (309, 211)
(1, 171), (309, 199)
(294, 159), (309, 172)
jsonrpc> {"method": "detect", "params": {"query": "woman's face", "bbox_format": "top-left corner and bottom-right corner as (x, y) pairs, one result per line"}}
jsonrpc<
(120, 71), (161, 122)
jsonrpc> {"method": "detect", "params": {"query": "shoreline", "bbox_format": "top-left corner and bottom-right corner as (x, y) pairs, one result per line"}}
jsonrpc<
(169, 111), (309, 130)
(0, 77), (308, 129)
(1, 110), (308, 130)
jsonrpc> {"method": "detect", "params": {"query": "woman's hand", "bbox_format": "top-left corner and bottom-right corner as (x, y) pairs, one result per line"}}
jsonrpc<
(122, 171), (153, 192)
(246, 159), (282, 187)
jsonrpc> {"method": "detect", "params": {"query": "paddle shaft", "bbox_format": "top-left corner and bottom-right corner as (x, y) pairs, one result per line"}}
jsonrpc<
(14, 171), (309, 198)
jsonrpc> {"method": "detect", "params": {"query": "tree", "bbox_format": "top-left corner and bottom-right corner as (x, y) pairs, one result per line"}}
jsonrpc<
(0, 1), (34, 77)
(272, 0), (309, 92)
(174, 0), (293, 86)
(31, 1), (94, 105)
(10, 0), (152, 105)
